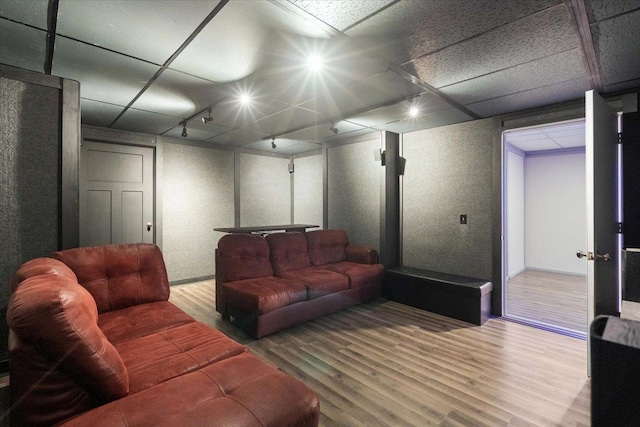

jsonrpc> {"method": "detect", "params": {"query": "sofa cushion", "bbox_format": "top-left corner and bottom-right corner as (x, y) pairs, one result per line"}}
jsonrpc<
(115, 322), (247, 393)
(11, 257), (77, 292)
(266, 232), (312, 273)
(222, 276), (307, 314)
(306, 229), (349, 266)
(98, 301), (195, 345)
(277, 268), (349, 300)
(321, 261), (385, 289)
(218, 234), (273, 281)
(7, 275), (129, 402)
(52, 244), (170, 313)
(57, 352), (320, 427)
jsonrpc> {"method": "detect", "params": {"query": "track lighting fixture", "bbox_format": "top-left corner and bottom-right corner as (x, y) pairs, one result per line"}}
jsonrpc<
(201, 109), (213, 124)
(329, 123), (339, 135)
(271, 137), (277, 149)
(181, 123), (188, 138)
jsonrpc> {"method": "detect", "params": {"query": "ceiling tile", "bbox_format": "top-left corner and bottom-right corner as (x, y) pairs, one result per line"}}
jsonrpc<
(246, 106), (321, 136)
(206, 127), (270, 146)
(584, 0), (640, 22)
(467, 77), (590, 117)
(276, 141), (323, 155)
(0, 19), (46, 73)
(439, 48), (586, 105)
(287, 0), (395, 31)
(590, 10), (640, 88)
(381, 108), (473, 134)
(132, 69), (227, 118)
(52, 36), (160, 106)
(0, 0), (48, 28)
(403, 4), (578, 88)
(57, 0), (220, 64)
(509, 138), (561, 151)
(281, 120), (367, 142)
(552, 134), (585, 148)
(346, 93), (453, 128)
(207, 97), (292, 129)
(242, 137), (298, 151)
(80, 98), (125, 127)
(345, 0), (561, 65)
(113, 108), (181, 135)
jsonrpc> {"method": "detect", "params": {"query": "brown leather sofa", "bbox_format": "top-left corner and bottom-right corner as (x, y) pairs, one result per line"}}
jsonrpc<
(7, 243), (319, 427)
(215, 229), (384, 338)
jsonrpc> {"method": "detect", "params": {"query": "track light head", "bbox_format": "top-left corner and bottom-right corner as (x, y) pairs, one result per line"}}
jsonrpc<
(271, 137), (277, 149)
(201, 110), (213, 124)
(329, 123), (339, 135)
(181, 124), (188, 138)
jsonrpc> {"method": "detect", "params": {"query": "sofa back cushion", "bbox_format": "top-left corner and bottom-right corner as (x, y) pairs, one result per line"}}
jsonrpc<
(52, 243), (170, 313)
(306, 229), (349, 266)
(218, 234), (273, 281)
(266, 232), (312, 274)
(11, 257), (77, 292)
(7, 275), (129, 405)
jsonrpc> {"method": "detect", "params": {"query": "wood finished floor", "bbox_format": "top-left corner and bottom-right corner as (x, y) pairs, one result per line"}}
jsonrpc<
(505, 270), (587, 334)
(169, 280), (590, 427)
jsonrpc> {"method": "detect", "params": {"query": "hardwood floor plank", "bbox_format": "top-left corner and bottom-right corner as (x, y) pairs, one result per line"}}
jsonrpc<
(169, 281), (590, 427)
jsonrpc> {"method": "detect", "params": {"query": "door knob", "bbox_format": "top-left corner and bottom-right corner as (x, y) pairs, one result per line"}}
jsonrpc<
(147, 223), (152, 232)
(577, 250), (594, 260)
(596, 252), (611, 262)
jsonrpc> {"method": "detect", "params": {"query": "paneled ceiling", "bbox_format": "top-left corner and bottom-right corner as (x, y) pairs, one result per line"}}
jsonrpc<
(1, 0), (638, 154)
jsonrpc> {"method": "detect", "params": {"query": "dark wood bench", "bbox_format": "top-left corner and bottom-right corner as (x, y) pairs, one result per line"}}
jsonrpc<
(385, 266), (492, 325)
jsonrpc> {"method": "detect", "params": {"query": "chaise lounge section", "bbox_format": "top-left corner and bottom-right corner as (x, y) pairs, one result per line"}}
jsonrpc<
(215, 229), (384, 338)
(7, 243), (319, 427)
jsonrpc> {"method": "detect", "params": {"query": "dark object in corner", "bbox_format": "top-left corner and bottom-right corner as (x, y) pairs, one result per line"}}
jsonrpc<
(385, 266), (492, 325)
(590, 315), (640, 427)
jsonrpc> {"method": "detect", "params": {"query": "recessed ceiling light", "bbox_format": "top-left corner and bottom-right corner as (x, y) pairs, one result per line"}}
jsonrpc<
(307, 55), (323, 72)
(408, 106), (419, 117)
(240, 93), (252, 105)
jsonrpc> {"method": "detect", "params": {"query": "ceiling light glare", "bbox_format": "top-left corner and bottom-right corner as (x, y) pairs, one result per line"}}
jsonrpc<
(409, 106), (420, 117)
(307, 55), (323, 72)
(240, 93), (252, 105)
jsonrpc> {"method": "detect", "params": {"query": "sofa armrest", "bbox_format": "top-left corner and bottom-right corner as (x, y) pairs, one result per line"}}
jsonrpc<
(345, 244), (379, 265)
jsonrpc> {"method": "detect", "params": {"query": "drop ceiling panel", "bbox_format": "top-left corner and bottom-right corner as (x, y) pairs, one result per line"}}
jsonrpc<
(114, 108), (181, 135)
(467, 77), (590, 117)
(510, 139), (561, 151)
(0, 0), (48, 28)
(439, 48), (585, 105)
(281, 120), (367, 142)
(52, 37), (160, 106)
(591, 10), (640, 88)
(242, 137), (299, 151)
(287, 0), (395, 31)
(404, 4), (578, 89)
(57, 0), (219, 64)
(276, 141), (323, 155)
(246, 106), (322, 136)
(0, 19), (46, 73)
(298, 69), (426, 119)
(585, 0), (639, 22)
(382, 109), (473, 134)
(132, 69), (226, 118)
(346, 0), (561, 65)
(80, 99), (125, 128)
(346, 93), (453, 128)
(552, 135), (585, 148)
(208, 98), (291, 129)
(206, 127), (270, 146)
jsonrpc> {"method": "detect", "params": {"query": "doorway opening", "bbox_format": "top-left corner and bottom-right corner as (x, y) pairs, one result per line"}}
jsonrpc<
(502, 119), (588, 338)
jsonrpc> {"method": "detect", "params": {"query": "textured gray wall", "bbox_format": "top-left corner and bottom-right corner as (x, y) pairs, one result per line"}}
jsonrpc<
(293, 154), (323, 228)
(1, 77), (61, 361)
(162, 143), (234, 282)
(402, 118), (498, 280)
(240, 153), (291, 226)
(328, 138), (381, 251)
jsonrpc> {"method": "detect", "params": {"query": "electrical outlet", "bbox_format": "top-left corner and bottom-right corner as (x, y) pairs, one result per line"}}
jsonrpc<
(460, 214), (467, 224)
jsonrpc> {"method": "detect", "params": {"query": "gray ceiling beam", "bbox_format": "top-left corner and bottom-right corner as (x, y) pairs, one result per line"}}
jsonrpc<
(564, 0), (603, 93)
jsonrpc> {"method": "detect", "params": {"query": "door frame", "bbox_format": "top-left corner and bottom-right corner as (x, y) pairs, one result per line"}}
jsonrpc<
(501, 117), (589, 338)
(80, 125), (163, 250)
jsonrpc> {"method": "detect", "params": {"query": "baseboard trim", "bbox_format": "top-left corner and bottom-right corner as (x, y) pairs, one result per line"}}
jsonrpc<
(170, 275), (215, 286)
(523, 267), (587, 277)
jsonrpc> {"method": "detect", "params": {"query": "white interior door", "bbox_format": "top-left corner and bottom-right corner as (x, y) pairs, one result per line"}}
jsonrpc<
(585, 90), (620, 329)
(80, 141), (154, 246)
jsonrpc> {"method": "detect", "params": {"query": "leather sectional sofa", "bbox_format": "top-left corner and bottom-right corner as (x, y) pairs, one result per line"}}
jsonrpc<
(215, 229), (385, 338)
(7, 243), (319, 427)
